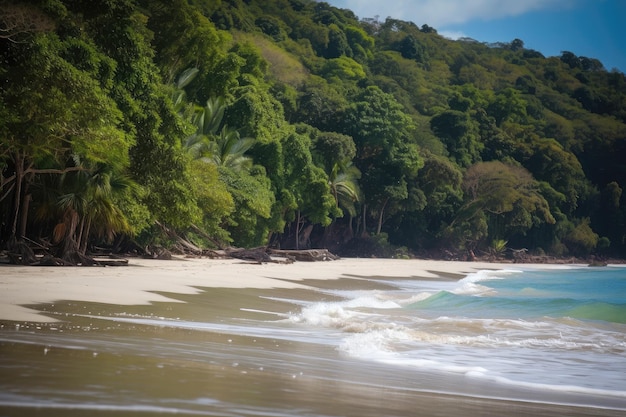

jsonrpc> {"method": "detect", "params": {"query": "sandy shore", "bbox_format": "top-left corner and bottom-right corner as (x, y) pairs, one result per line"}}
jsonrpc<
(0, 257), (556, 323)
(2, 257), (624, 417)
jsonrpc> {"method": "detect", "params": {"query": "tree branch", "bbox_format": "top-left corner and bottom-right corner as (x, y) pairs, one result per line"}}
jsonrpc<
(0, 2), (55, 43)
(24, 166), (89, 176)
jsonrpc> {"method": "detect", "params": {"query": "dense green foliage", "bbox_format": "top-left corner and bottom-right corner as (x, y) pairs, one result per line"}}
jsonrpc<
(1, 0), (625, 260)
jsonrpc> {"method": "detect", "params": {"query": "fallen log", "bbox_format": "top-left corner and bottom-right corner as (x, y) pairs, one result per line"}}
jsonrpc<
(93, 255), (129, 266)
(268, 249), (339, 262)
(225, 247), (273, 263)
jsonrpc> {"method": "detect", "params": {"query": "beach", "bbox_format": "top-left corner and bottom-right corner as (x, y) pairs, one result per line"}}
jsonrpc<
(0, 257), (524, 324)
(1, 257), (624, 417)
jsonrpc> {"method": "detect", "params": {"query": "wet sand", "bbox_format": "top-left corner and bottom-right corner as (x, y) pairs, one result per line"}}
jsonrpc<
(0, 257), (540, 323)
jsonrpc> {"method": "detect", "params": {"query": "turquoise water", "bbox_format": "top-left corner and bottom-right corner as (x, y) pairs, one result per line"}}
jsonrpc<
(302, 266), (626, 398)
(407, 267), (626, 323)
(1, 264), (625, 416)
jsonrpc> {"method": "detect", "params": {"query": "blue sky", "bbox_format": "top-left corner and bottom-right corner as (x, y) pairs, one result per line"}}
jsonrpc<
(324, 0), (626, 73)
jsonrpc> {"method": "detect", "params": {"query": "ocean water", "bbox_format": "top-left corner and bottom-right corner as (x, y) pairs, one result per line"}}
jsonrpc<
(0, 264), (625, 416)
(292, 266), (626, 396)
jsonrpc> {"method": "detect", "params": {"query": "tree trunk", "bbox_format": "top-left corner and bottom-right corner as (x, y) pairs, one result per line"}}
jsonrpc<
(360, 204), (367, 237)
(295, 210), (301, 250)
(346, 214), (354, 241)
(322, 219), (334, 247)
(299, 224), (313, 249)
(80, 216), (92, 255)
(76, 217), (86, 255)
(376, 198), (389, 235)
(10, 152), (24, 238)
(18, 193), (31, 238)
(61, 209), (80, 263)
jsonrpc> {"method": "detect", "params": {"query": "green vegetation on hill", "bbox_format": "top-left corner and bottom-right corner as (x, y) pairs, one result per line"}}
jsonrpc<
(1, 0), (625, 261)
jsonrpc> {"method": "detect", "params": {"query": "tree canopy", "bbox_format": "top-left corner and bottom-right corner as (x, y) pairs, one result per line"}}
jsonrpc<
(1, 0), (625, 261)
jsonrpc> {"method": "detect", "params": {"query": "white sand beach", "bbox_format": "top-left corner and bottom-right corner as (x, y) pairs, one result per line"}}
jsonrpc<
(0, 257), (543, 323)
(2, 257), (623, 417)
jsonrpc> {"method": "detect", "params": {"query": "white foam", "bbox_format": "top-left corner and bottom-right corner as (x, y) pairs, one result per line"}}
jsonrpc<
(417, 316), (626, 353)
(465, 370), (626, 398)
(459, 269), (522, 284)
(339, 328), (411, 357)
(290, 302), (355, 327)
(343, 295), (401, 309)
(395, 291), (438, 306)
(338, 325), (626, 400)
(339, 330), (491, 376)
(451, 282), (494, 296)
(289, 295), (401, 329)
(448, 269), (522, 296)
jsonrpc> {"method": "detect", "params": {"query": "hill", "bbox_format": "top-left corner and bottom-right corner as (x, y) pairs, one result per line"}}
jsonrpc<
(1, 0), (625, 263)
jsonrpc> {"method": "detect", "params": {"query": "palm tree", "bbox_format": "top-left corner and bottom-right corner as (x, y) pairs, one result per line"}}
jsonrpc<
(171, 67), (199, 115)
(183, 97), (225, 159)
(182, 97), (255, 172)
(205, 126), (255, 171)
(76, 165), (134, 254)
(327, 160), (361, 240)
(40, 159), (133, 262)
(171, 67), (256, 171)
(329, 160), (361, 217)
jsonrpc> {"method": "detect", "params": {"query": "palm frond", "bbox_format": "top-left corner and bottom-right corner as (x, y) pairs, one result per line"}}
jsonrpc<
(176, 68), (199, 90)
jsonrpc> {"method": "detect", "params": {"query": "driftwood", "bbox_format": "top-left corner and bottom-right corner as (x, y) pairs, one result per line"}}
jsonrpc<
(93, 255), (129, 266)
(224, 247), (273, 263)
(155, 221), (203, 255)
(143, 246), (173, 260)
(3, 232), (339, 266)
(2, 237), (131, 266)
(205, 247), (340, 263)
(269, 249), (339, 262)
(6, 238), (37, 265)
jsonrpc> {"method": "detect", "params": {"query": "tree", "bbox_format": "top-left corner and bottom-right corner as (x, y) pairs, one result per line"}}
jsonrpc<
(0, 1), (56, 43)
(281, 131), (338, 248)
(393, 152), (463, 249)
(341, 86), (422, 235)
(205, 127), (255, 171)
(328, 160), (361, 218)
(454, 161), (555, 248)
(0, 32), (130, 249)
(43, 161), (134, 261)
(510, 38), (524, 52)
(560, 51), (580, 69)
(593, 181), (624, 255)
(430, 110), (482, 167)
(324, 23), (350, 58)
(344, 25), (374, 60)
(563, 218), (599, 256)
(394, 34), (428, 64)
(139, 0), (240, 100)
(178, 90), (266, 245)
(294, 77), (349, 131)
(514, 136), (587, 216)
(488, 88), (528, 126)
(188, 160), (234, 246)
(306, 126), (356, 173)
(321, 56), (366, 81)
(80, 1), (202, 231)
(219, 164), (275, 248)
(183, 96), (226, 160)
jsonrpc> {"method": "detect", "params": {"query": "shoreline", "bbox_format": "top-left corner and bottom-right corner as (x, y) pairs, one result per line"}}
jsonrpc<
(1, 257), (575, 323)
(1, 257), (624, 416)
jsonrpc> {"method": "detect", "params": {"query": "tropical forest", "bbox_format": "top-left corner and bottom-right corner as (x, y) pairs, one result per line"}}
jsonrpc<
(2, 0), (626, 264)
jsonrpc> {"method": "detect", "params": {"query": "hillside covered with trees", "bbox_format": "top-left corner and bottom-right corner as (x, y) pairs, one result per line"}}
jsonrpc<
(2, 0), (626, 263)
